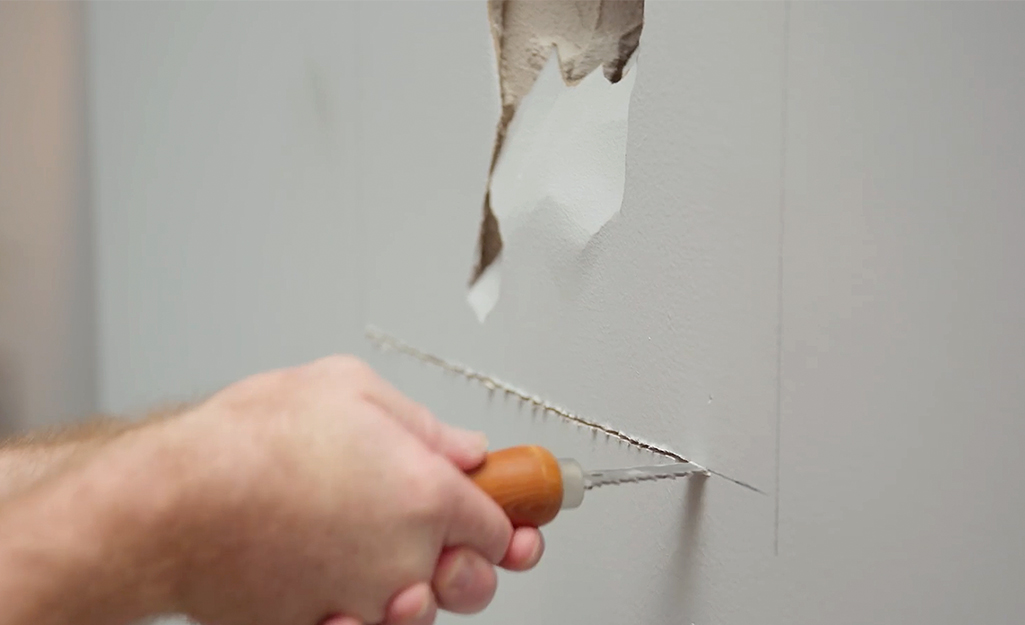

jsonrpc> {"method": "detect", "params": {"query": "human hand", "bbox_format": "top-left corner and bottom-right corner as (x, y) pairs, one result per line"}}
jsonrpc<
(153, 355), (542, 625)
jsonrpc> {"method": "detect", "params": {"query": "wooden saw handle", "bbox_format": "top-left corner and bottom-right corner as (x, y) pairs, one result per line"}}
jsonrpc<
(467, 445), (565, 527)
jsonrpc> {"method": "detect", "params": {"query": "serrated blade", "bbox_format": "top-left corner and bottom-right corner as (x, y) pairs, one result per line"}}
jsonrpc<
(584, 462), (710, 490)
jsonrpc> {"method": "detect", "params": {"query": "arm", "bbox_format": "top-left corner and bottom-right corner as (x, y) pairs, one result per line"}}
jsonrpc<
(0, 422), (186, 625)
(0, 404), (191, 503)
(0, 407), (199, 624)
(0, 358), (543, 625)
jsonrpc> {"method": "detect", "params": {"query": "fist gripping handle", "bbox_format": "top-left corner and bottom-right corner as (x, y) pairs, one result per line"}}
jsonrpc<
(466, 445), (585, 527)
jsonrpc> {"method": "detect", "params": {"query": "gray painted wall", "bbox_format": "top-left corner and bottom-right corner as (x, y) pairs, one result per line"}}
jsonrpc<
(87, 1), (365, 415)
(86, 2), (1025, 624)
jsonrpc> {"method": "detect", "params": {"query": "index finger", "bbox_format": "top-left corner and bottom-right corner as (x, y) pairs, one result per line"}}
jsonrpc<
(361, 372), (488, 471)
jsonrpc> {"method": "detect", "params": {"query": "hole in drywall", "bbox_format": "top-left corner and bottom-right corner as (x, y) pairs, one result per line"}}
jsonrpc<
(469, 0), (645, 312)
(472, 191), (504, 284)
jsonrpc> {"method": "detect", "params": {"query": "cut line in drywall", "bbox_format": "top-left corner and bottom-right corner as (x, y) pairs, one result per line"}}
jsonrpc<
(468, 0), (645, 322)
(365, 325), (765, 495)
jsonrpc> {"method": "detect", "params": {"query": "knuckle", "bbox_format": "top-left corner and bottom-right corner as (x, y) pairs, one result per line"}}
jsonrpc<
(402, 464), (448, 522)
(414, 406), (442, 444)
(335, 355), (375, 380)
(216, 369), (290, 409)
(309, 354), (376, 385)
(320, 353), (363, 372)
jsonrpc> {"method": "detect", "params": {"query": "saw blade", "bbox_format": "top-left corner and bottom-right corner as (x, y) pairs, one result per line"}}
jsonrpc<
(584, 462), (709, 490)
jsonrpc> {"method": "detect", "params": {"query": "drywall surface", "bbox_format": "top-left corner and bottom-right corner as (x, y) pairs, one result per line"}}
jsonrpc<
(360, 2), (1025, 624)
(86, 1), (1025, 624)
(87, 1), (365, 415)
(0, 1), (95, 432)
(777, 4), (1025, 621)
(360, 3), (781, 623)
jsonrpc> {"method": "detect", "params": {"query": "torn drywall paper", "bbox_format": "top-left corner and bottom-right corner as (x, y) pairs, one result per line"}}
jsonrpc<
(467, 258), (502, 323)
(467, 52), (638, 322)
(491, 51), (637, 249)
(468, 0), (644, 323)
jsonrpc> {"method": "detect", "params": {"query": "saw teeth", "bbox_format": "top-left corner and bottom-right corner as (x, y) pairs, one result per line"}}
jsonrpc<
(584, 471), (701, 490)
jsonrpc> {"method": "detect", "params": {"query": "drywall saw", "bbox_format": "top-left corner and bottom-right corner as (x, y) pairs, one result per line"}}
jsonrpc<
(467, 445), (757, 527)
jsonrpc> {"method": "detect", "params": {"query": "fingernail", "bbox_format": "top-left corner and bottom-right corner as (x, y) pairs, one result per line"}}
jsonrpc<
(414, 590), (432, 618)
(443, 553), (476, 593)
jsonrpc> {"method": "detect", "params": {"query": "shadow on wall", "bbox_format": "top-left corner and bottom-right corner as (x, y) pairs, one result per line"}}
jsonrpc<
(663, 476), (707, 619)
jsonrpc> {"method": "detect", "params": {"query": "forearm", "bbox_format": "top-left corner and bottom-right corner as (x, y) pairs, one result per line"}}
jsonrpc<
(0, 445), (88, 502)
(0, 422), (189, 625)
(0, 418), (132, 501)
(0, 404), (192, 503)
